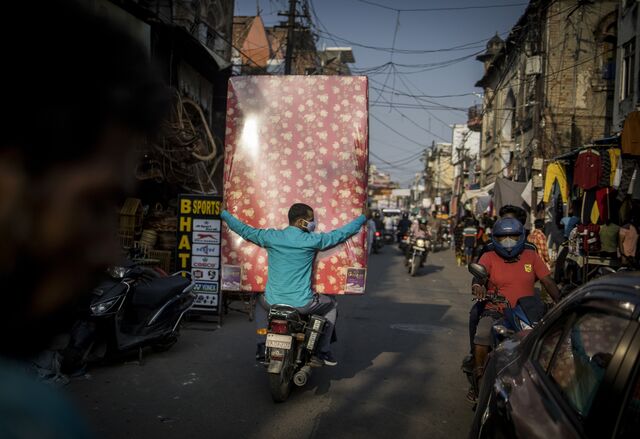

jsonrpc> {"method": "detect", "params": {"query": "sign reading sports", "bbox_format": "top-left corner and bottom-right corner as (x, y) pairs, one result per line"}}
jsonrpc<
(177, 194), (222, 314)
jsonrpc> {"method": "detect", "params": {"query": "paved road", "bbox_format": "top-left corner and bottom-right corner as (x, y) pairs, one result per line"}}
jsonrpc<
(67, 245), (475, 438)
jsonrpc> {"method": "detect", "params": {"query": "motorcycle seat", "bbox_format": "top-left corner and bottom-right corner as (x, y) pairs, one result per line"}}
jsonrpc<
(131, 275), (191, 309)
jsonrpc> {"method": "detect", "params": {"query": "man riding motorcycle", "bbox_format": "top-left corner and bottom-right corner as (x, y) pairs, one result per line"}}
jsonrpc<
(468, 217), (560, 401)
(405, 217), (429, 259)
(221, 203), (366, 367)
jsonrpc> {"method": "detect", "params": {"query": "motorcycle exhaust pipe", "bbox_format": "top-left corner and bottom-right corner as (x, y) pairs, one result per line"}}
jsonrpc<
(293, 365), (312, 387)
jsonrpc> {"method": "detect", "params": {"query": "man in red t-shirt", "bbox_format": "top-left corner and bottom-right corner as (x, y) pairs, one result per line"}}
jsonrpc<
(471, 218), (560, 387)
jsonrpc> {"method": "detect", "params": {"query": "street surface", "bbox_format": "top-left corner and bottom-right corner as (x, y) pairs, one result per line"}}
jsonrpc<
(67, 245), (474, 438)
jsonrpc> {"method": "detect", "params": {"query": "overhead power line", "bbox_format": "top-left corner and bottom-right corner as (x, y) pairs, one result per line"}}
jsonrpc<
(353, 0), (528, 13)
(314, 28), (508, 55)
(371, 113), (429, 147)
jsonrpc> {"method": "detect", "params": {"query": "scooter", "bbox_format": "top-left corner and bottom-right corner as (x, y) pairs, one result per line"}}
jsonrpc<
(260, 305), (327, 402)
(61, 262), (195, 374)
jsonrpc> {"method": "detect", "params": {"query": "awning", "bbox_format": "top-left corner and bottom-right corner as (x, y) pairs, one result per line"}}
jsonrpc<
(461, 182), (494, 203)
(155, 23), (231, 81)
(461, 189), (490, 203)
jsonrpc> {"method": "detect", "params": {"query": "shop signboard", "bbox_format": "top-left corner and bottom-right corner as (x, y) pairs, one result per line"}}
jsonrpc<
(176, 194), (222, 314)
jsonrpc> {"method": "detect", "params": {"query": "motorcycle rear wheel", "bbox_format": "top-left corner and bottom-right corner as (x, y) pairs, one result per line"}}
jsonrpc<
(269, 371), (292, 402)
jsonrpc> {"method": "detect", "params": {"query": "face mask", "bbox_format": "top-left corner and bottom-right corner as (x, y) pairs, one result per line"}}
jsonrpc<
(302, 219), (316, 232)
(500, 237), (519, 249)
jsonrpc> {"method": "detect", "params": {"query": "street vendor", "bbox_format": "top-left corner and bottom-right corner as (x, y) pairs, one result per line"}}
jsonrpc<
(221, 203), (366, 367)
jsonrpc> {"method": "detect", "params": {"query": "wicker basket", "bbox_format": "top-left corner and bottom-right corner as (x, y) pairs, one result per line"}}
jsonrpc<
(139, 229), (158, 253)
(119, 198), (143, 237)
(148, 249), (173, 273)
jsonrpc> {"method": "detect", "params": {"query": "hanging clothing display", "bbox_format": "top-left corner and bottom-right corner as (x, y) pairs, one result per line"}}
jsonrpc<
(619, 159), (638, 200)
(621, 111), (640, 156)
(595, 187), (613, 224)
(599, 149), (611, 187)
(573, 149), (602, 190)
(609, 148), (622, 188)
(580, 189), (599, 224)
(599, 222), (621, 254)
(542, 162), (569, 203)
(576, 223), (601, 253)
(630, 164), (640, 200)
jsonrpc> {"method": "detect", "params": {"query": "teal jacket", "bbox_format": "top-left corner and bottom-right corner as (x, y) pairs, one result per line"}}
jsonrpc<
(221, 210), (366, 307)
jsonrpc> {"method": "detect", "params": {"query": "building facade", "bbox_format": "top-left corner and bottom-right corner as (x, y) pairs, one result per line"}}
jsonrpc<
(614, 0), (640, 129)
(476, 0), (618, 187)
(232, 15), (354, 76)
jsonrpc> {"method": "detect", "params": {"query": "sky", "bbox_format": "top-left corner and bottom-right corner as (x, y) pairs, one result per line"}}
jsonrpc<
(234, 0), (529, 187)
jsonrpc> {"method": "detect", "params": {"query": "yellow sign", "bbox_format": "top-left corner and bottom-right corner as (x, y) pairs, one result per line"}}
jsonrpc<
(524, 264), (532, 273)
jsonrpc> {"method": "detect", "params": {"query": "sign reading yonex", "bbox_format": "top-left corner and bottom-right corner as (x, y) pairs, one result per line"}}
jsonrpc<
(177, 194), (222, 315)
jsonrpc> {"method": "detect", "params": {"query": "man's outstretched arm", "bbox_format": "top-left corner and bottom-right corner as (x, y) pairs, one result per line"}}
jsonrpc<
(313, 215), (366, 250)
(221, 210), (270, 248)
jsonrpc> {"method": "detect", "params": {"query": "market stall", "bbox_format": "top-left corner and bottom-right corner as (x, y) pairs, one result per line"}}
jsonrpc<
(543, 133), (640, 288)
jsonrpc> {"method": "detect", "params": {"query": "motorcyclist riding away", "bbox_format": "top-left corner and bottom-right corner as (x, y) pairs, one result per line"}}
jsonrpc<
(470, 217), (560, 397)
(397, 213), (412, 243)
(221, 203), (366, 367)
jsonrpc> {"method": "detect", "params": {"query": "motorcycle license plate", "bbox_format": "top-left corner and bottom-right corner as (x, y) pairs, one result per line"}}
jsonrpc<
(266, 333), (292, 349)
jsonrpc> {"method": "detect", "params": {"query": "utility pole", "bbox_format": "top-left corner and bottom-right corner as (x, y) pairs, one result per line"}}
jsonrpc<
(284, 0), (297, 74)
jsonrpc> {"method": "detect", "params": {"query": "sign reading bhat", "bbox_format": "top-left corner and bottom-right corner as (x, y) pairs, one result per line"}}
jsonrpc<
(177, 195), (222, 314)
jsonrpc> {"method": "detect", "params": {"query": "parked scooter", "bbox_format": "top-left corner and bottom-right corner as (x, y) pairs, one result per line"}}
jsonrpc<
(259, 305), (327, 402)
(461, 263), (546, 402)
(61, 262), (195, 374)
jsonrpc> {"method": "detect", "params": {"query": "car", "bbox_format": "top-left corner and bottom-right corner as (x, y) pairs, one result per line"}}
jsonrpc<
(470, 271), (640, 439)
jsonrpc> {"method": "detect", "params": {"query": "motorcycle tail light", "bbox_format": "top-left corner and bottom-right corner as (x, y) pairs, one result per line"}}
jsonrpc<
(270, 320), (289, 334)
(375, 231), (381, 237)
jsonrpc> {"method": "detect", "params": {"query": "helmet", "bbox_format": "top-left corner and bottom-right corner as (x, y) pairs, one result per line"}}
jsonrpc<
(491, 217), (525, 259)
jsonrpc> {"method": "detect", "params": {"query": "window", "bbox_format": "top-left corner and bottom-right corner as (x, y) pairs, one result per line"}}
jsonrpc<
(537, 323), (565, 372)
(621, 39), (636, 101)
(536, 312), (629, 417)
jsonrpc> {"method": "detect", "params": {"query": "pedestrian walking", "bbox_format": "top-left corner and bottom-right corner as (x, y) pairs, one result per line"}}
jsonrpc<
(454, 220), (465, 266)
(463, 219), (478, 266)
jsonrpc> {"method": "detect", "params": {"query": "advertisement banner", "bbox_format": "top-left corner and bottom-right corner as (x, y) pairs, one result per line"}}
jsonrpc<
(177, 194), (222, 314)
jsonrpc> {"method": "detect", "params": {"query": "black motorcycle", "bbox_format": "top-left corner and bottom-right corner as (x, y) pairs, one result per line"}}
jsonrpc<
(61, 263), (195, 373)
(373, 230), (383, 254)
(383, 228), (395, 245)
(407, 236), (428, 276)
(260, 305), (327, 402)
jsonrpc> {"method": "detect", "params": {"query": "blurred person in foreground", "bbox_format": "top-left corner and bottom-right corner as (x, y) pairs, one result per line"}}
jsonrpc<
(0, 1), (169, 436)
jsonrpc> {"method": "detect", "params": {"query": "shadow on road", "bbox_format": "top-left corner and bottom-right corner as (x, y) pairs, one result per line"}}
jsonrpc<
(67, 244), (473, 439)
(262, 245), (470, 438)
